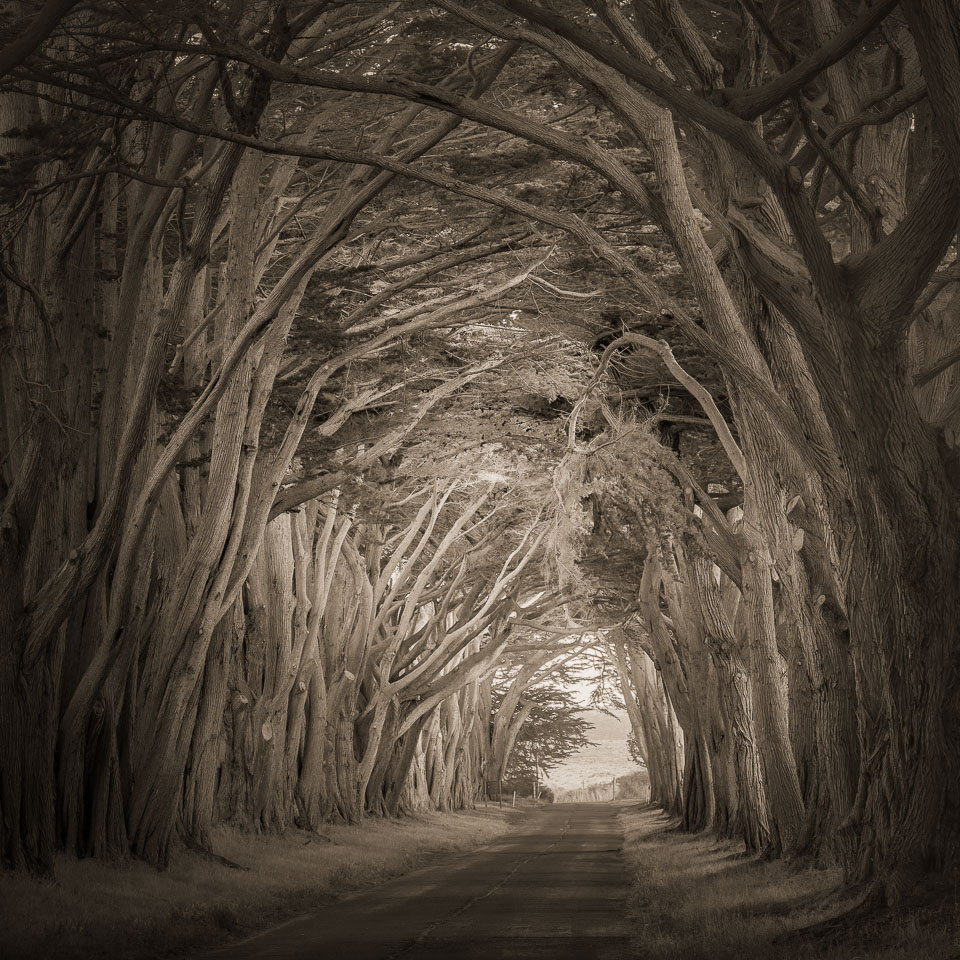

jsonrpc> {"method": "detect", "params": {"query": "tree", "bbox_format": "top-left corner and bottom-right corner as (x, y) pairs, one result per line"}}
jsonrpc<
(3, 0), (960, 921)
(0, 1), (589, 869)
(332, 0), (959, 901)
(495, 681), (594, 797)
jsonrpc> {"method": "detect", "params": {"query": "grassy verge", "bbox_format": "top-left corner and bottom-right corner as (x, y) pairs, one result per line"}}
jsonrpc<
(0, 808), (515, 960)
(618, 804), (960, 960)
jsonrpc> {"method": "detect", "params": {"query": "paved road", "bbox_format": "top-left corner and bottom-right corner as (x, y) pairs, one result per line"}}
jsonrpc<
(206, 803), (635, 960)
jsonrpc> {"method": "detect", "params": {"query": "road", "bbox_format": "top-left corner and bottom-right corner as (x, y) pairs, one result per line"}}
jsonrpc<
(205, 802), (636, 960)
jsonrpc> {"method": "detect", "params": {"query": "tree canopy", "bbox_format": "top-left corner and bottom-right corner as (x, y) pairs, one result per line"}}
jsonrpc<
(2, 0), (960, 916)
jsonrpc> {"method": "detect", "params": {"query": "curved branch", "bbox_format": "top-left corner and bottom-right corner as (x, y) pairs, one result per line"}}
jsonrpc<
(848, 154), (960, 328)
(608, 334), (748, 482)
(719, 0), (901, 119)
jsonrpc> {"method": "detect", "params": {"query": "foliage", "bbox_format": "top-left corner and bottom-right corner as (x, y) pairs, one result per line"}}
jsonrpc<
(497, 681), (595, 785)
(548, 407), (698, 619)
(626, 729), (645, 769)
(4, 0), (960, 907)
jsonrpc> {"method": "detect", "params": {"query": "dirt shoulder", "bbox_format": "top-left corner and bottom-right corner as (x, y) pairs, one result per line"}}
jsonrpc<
(0, 807), (517, 960)
(618, 803), (958, 960)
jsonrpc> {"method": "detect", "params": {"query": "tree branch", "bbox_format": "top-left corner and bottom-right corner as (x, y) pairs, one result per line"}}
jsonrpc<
(914, 341), (960, 389)
(718, 0), (900, 119)
(606, 334), (747, 482)
(0, 0), (80, 79)
(791, 79), (928, 174)
(847, 154), (960, 329)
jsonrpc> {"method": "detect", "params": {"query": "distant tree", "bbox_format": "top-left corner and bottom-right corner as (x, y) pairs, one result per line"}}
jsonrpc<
(498, 682), (594, 797)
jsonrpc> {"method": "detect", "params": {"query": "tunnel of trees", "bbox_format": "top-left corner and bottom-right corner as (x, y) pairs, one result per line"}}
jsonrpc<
(2, 0), (960, 918)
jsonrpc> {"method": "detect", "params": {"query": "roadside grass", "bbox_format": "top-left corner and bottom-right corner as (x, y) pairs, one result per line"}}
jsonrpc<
(0, 808), (514, 960)
(619, 804), (960, 960)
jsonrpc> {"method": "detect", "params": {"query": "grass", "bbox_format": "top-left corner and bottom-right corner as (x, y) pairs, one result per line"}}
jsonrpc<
(618, 804), (960, 960)
(0, 808), (514, 960)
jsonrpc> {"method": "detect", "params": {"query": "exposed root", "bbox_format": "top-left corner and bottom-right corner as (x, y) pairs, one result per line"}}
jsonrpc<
(301, 832), (333, 845)
(741, 881), (845, 920)
(180, 834), (250, 871)
(772, 879), (957, 947)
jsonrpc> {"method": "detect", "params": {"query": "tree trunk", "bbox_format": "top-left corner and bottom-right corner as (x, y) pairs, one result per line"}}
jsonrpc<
(833, 342), (960, 895)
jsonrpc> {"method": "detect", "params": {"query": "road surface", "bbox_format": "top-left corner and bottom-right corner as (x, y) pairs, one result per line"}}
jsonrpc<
(205, 802), (636, 959)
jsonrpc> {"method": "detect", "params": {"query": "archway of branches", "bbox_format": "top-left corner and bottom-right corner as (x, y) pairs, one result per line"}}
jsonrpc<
(2, 0), (959, 916)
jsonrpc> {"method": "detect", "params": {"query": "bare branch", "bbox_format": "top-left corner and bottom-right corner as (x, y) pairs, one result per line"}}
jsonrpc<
(719, 0), (901, 119)
(0, 0), (80, 79)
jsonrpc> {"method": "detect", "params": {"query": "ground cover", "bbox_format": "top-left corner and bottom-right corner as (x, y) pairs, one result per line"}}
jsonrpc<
(0, 808), (513, 960)
(619, 805), (959, 960)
